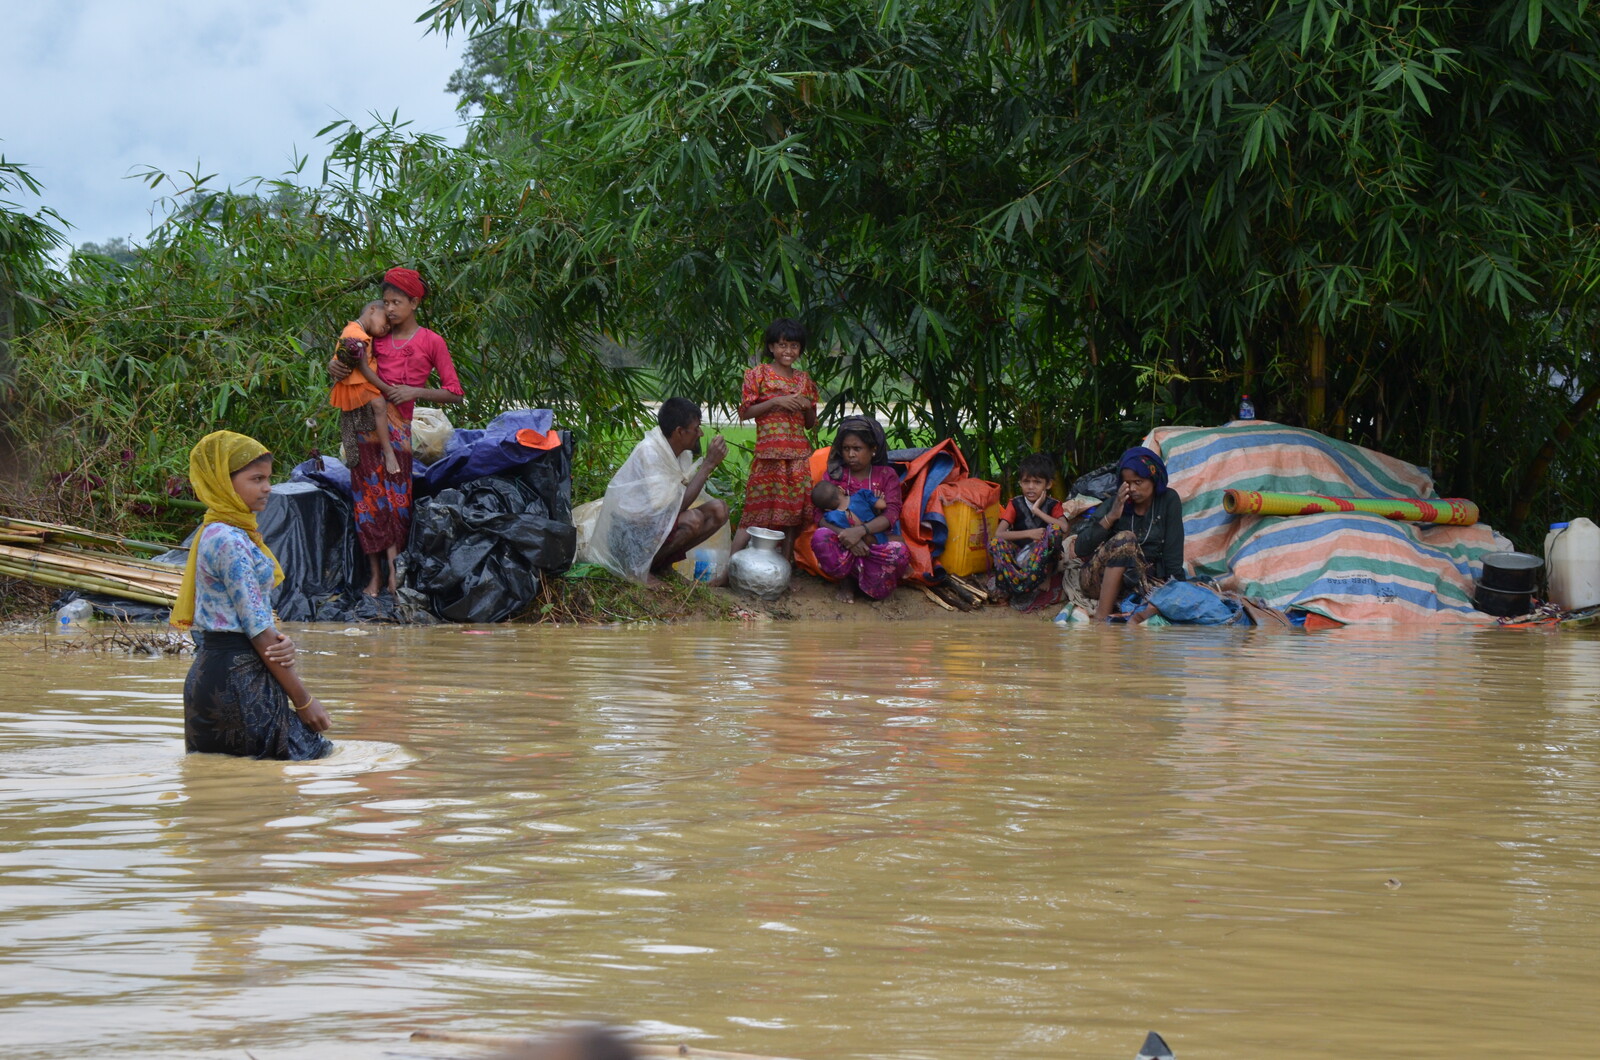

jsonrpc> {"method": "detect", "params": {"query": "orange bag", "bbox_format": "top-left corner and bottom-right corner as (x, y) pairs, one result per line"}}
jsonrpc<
(896, 441), (1000, 584)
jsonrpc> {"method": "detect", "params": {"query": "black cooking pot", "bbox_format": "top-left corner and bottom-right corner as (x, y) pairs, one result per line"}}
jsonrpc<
(1479, 552), (1542, 593)
(1474, 552), (1542, 616)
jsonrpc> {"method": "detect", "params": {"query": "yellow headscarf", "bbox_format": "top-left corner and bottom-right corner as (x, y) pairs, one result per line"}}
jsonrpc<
(170, 431), (285, 629)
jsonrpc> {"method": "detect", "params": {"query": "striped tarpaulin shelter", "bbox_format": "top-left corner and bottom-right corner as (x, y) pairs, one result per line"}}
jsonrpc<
(1144, 422), (1512, 625)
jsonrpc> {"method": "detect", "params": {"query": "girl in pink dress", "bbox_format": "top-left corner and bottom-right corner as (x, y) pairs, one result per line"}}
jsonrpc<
(330, 267), (465, 597)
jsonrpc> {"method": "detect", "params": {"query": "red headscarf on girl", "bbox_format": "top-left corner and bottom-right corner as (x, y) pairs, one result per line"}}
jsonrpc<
(383, 267), (426, 300)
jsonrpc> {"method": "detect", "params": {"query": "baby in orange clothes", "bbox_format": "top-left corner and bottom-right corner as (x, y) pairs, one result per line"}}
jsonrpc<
(328, 301), (400, 474)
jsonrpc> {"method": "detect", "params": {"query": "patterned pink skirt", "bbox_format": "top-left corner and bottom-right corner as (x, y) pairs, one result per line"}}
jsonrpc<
(810, 527), (910, 600)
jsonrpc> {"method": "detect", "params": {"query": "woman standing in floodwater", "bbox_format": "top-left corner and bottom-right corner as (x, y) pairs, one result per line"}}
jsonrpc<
(172, 431), (333, 759)
(329, 266), (465, 597)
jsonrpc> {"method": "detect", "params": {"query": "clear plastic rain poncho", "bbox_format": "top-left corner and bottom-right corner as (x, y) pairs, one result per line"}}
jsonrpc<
(572, 427), (697, 582)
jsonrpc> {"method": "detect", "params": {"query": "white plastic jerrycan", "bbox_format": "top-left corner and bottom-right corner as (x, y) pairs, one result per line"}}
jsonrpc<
(1548, 517), (1600, 611)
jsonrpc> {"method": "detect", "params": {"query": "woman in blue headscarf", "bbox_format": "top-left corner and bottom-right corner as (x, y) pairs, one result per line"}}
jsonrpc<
(1073, 446), (1186, 621)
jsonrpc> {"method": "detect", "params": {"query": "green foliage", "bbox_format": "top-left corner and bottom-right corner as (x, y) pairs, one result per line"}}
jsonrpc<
(6, 0), (1600, 544)
(424, 0), (1600, 528)
(1, 158), (67, 399)
(8, 135), (646, 535)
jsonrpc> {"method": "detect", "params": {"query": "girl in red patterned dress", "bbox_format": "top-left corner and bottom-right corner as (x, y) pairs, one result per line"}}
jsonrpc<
(733, 318), (818, 558)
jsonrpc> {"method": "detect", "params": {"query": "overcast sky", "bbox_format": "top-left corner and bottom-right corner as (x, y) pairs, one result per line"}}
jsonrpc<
(0, 0), (468, 251)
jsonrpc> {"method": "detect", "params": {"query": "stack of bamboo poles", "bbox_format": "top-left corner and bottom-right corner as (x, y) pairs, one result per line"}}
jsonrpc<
(920, 573), (990, 612)
(0, 515), (182, 606)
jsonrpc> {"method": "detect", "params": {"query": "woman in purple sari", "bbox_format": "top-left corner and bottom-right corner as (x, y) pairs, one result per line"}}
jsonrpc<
(809, 416), (911, 601)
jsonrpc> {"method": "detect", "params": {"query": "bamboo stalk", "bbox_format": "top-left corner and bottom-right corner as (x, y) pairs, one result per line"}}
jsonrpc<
(948, 573), (989, 602)
(0, 555), (177, 594)
(0, 515), (175, 555)
(0, 562), (176, 601)
(0, 562), (174, 605)
(0, 548), (182, 590)
(0, 544), (183, 587)
(34, 545), (185, 582)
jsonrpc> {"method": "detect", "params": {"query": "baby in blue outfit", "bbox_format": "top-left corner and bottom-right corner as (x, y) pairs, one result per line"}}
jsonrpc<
(812, 480), (888, 544)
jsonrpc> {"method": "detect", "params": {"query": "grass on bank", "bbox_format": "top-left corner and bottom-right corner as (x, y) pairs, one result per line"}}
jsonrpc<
(527, 564), (737, 624)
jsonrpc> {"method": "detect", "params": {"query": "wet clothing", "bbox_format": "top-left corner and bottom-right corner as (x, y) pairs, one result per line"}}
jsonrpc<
(188, 524), (276, 637)
(738, 363), (818, 531)
(172, 432), (282, 630)
(1073, 489), (1186, 581)
(186, 632), (332, 760)
(182, 519), (330, 760)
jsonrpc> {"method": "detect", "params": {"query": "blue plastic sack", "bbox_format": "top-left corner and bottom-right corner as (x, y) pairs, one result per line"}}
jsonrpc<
(1148, 580), (1247, 625)
(417, 409), (558, 497)
(290, 454), (354, 499)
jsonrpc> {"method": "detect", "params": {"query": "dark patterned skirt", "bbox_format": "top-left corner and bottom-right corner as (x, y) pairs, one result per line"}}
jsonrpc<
(184, 631), (333, 760)
(1080, 530), (1152, 599)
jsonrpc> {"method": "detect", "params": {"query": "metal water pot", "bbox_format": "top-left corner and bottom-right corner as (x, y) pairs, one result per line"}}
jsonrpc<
(728, 527), (792, 599)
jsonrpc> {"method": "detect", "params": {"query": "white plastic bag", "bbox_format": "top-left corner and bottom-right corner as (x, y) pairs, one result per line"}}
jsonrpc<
(411, 406), (455, 466)
(576, 428), (698, 582)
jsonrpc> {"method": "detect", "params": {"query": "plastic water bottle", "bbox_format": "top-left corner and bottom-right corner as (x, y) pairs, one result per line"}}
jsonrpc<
(1544, 521), (1570, 594)
(690, 547), (718, 583)
(1548, 517), (1600, 610)
(1238, 394), (1256, 420)
(56, 599), (93, 628)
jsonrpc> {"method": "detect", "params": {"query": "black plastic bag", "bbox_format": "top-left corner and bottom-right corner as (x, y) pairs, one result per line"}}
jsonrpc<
(257, 480), (365, 622)
(406, 474), (577, 623)
(512, 438), (573, 528)
(1070, 463), (1121, 501)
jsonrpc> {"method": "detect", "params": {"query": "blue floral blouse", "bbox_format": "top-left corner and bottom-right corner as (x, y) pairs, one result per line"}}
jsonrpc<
(191, 523), (276, 637)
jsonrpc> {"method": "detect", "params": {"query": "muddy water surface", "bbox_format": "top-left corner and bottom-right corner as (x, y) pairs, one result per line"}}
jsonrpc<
(1, 621), (1598, 1059)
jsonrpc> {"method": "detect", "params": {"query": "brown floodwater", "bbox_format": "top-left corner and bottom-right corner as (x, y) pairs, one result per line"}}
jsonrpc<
(1, 620), (1597, 1060)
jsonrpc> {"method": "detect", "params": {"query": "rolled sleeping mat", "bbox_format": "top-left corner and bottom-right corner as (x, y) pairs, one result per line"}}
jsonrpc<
(1222, 490), (1479, 526)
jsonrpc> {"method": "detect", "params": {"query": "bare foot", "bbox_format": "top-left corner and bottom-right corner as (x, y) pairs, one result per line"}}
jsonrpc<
(383, 450), (401, 475)
(362, 581), (381, 598)
(834, 582), (856, 603)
